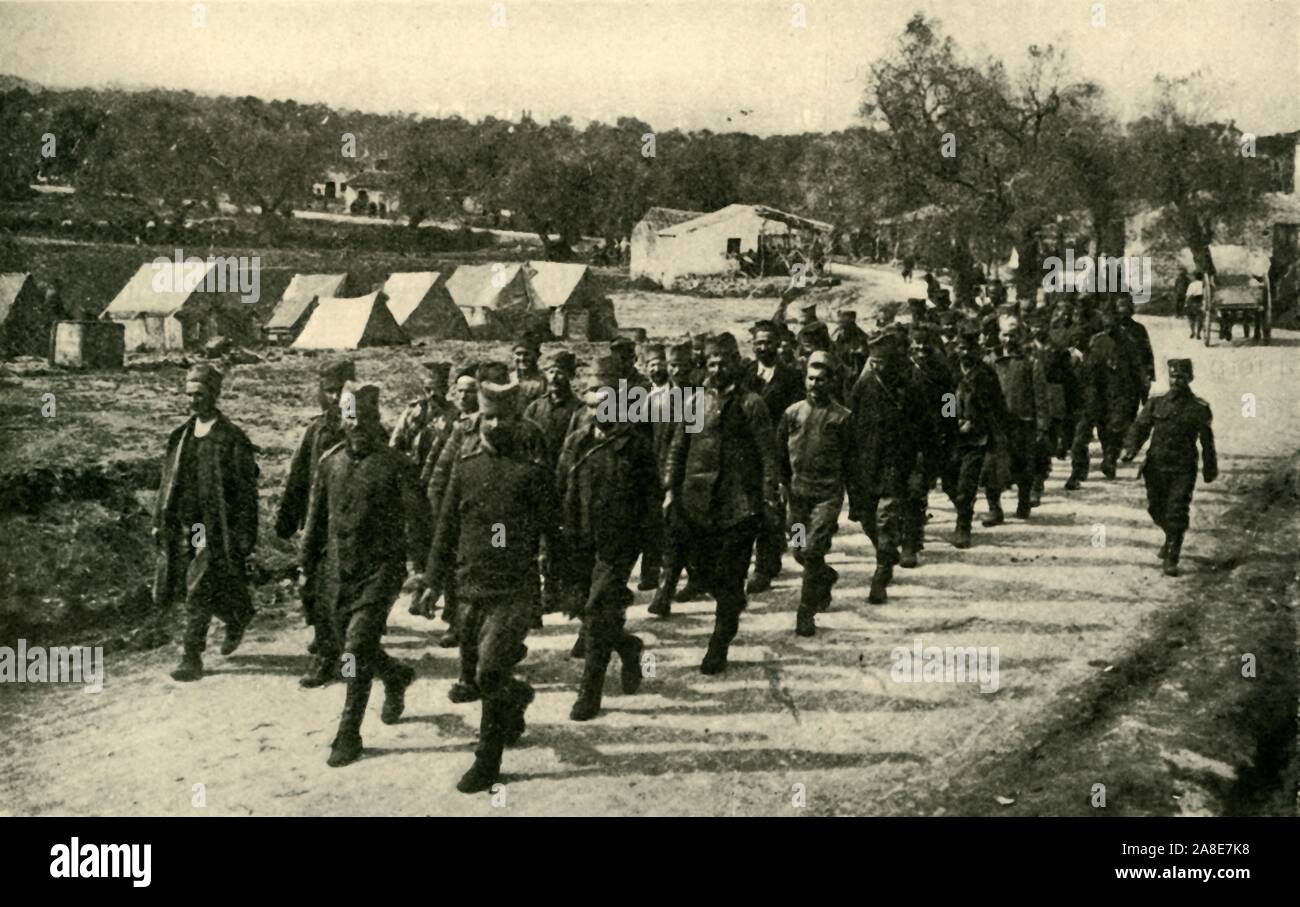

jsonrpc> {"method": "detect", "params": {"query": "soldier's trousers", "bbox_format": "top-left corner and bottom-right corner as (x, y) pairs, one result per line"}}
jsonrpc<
(458, 594), (535, 768)
(573, 555), (640, 686)
(788, 491), (842, 612)
(753, 518), (785, 580)
(857, 493), (904, 567)
(639, 504), (664, 586)
(1000, 420), (1035, 508)
(687, 516), (760, 640)
(943, 444), (987, 529)
(172, 542), (254, 656)
(1143, 467), (1197, 534)
(1069, 406), (1105, 480)
(332, 601), (407, 738)
(1102, 397), (1138, 470)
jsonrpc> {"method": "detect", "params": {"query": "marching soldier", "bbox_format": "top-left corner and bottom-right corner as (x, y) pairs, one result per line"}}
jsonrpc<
(831, 309), (869, 382)
(1114, 293), (1155, 404)
(1095, 300), (1145, 478)
(742, 320), (805, 594)
(904, 322), (955, 564)
(942, 333), (1007, 548)
(1122, 359), (1217, 576)
(651, 342), (703, 614)
(390, 360), (453, 474)
(301, 383), (430, 767)
(556, 356), (656, 720)
(634, 344), (671, 592)
(664, 333), (781, 673)
(512, 335), (548, 406)
(777, 352), (855, 636)
(275, 358), (356, 685)
(425, 379), (557, 792)
(154, 364), (259, 683)
(848, 330), (929, 603)
(523, 349), (581, 464)
(986, 323), (1050, 522)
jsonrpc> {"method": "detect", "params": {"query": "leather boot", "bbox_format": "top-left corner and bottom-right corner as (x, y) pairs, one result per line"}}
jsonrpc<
(700, 611), (739, 675)
(380, 661), (416, 724)
(570, 648), (610, 721)
(569, 626), (586, 659)
(899, 545), (919, 569)
(795, 607), (816, 637)
(1163, 531), (1184, 577)
(502, 678), (534, 745)
(673, 576), (706, 603)
(953, 511), (973, 549)
(328, 678), (371, 767)
(1030, 477), (1044, 507)
(1015, 485), (1033, 519)
(1064, 473), (1082, 491)
(300, 653), (341, 688)
(745, 572), (773, 594)
(169, 649), (203, 682)
(220, 617), (248, 656)
(867, 563), (892, 605)
(981, 492), (1004, 527)
(458, 696), (506, 793)
(617, 635), (644, 695)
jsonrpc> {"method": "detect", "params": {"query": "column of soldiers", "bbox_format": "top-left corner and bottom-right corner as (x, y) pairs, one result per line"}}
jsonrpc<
(150, 289), (1214, 793)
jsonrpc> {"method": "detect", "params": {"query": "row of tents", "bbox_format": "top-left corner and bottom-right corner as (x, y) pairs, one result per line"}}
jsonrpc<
(0, 259), (619, 358)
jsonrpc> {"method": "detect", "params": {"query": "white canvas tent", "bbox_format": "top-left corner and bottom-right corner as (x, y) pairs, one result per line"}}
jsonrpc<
(381, 272), (471, 339)
(0, 273), (55, 358)
(264, 273), (349, 343)
(102, 260), (258, 352)
(291, 292), (409, 349)
(526, 261), (618, 340)
(445, 263), (534, 339)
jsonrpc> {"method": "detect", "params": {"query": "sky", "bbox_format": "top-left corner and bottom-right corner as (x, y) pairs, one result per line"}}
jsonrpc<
(0, 0), (1296, 136)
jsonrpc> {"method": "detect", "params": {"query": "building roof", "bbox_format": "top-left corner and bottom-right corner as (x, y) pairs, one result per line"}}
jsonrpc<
(102, 260), (236, 318)
(658, 203), (833, 237)
(348, 170), (402, 191)
(0, 273), (35, 324)
(291, 292), (408, 349)
(637, 206), (707, 233)
(265, 273), (348, 331)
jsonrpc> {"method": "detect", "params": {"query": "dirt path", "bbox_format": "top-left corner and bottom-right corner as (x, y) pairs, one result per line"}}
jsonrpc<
(1, 317), (1295, 816)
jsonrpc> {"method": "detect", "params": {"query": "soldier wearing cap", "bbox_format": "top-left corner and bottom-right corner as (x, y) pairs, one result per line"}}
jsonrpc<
(425, 379), (557, 792)
(777, 351), (856, 636)
(664, 332), (781, 673)
(523, 349), (581, 465)
(512, 334), (548, 406)
(848, 329), (929, 603)
(1024, 310), (1069, 505)
(1114, 293), (1155, 404)
(741, 319), (806, 594)
(610, 335), (651, 390)
(275, 358), (359, 683)
(1122, 359), (1217, 576)
(634, 343), (671, 592)
(650, 342), (704, 614)
(390, 360), (453, 474)
(301, 383), (430, 766)
(831, 309), (869, 382)
(903, 322), (955, 564)
(556, 355), (657, 720)
(984, 321), (1050, 524)
(942, 332), (1008, 548)
(154, 364), (259, 682)
(1068, 299), (1144, 485)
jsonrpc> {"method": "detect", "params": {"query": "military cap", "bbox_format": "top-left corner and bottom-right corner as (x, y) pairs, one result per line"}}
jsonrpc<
(1168, 358), (1193, 380)
(477, 380), (522, 414)
(512, 334), (541, 354)
(642, 343), (667, 364)
(589, 354), (622, 386)
(340, 381), (381, 417)
(476, 360), (511, 384)
(705, 332), (740, 357)
(610, 336), (636, 352)
(318, 358), (356, 383)
(798, 300), (819, 318)
(805, 350), (835, 372)
(421, 360), (451, 390)
(691, 332), (713, 349)
(185, 363), (223, 394)
(749, 319), (780, 337)
(668, 341), (694, 363)
(797, 321), (832, 349)
(865, 328), (895, 350)
(837, 309), (858, 322)
(544, 349), (578, 374)
(454, 361), (480, 382)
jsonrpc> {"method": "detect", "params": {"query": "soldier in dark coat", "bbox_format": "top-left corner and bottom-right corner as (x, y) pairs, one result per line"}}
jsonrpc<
(154, 365), (259, 682)
(1122, 359), (1217, 576)
(557, 356), (657, 720)
(1114, 293), (1155, 404)
(777, 352), (855, 636)
(831, 309), (869, 383)
(274, 358), (356, 684)
(649, 342), (702, 615)
(904, 323), (955, 563)
(632, 344), (670, 593)
(425, 380), (557, 792)
(1095, 301), (1145, 478)
(390, 360), (453, 474)
(942, 333), (1007, 548)
(848, 331), (929, 603)
(523, 349), (581, 466)
(301, 383), (431, 767)
(986, 323), (1051, 522)
(740, 320), (806, 594)
(664, 333), (781, 674)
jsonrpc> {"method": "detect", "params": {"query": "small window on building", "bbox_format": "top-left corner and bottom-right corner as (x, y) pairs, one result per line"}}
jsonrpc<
(726, 238), (741, 256)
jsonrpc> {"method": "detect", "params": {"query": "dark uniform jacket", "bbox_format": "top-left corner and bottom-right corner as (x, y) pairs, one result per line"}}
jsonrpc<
(909, 352), (956, 462)
(390, 397), (454, 474)
(300, 440), (431, 614)
(524, 390), (583, 466)
(153, 413), (259, 605)
(665, 381), (780, 530)
(555, 422), (658, 603)
(1117, 317), (1155, 385)
(1087, 329), (1144, 405)
(953, 361), (1008, 448)
(993, 352), (1051, 432)
(427, 429), (557, 601)
(777, 398), (856, 501)
(424, 413), (549, 517)
(848, 365), (929, 500)
(1124, 391), (1218, 479)
(275, 412), (342, 539)
(741, 357), (805, 421)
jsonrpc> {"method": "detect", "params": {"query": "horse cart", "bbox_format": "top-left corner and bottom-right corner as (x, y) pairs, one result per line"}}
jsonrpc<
(1202, 272), (1271, 347)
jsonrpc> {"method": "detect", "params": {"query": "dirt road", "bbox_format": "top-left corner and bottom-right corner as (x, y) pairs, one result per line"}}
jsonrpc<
(1, 317), (1296, 816)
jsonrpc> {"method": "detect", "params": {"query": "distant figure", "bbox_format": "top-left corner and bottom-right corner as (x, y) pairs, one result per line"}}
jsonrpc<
(901, 252), (915, 282)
